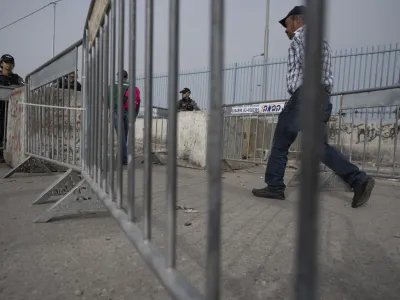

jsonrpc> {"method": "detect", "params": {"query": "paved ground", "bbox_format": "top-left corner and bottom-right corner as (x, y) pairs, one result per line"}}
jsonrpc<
(1, 161), (400, 300)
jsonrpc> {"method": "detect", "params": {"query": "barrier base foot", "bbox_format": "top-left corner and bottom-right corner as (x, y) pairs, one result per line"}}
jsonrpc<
(140, 152), (164, 165)
(287, 169), (352, 192)
(34, 178), (107, 223)
(320, 172), (353, 192)
(221, 159), (235, 173)
(3, 156), (52, 179)
(32, 168), (81, 205)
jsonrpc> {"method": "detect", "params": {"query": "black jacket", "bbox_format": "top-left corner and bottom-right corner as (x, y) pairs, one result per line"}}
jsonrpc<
(0, 71), (23, 87)
(57, 77), (82, 92)
(177, 97), (200, 112)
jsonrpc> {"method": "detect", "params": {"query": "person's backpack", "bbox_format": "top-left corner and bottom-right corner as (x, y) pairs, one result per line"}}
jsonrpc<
(123, 87), (141, 112)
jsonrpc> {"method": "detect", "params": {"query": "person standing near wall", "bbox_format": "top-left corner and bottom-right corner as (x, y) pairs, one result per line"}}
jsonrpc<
(0, 54), (24, 163)
(109, 70), (141, 165)
(57, 71), (82, 91)
(178, 87), (200, 112)
(251, 5), (375, 208)
(0, 54), (23, 87)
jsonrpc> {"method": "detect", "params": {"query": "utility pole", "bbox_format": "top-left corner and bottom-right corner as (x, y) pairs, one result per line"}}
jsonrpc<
(262, 0), (270, 102)
(52, 1), (57, 57)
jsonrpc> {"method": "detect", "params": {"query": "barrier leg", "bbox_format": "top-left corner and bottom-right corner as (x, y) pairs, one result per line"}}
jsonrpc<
(3, 156), (52, 179)
(34, 178), (107, 223)
(140, 152), (163, 165)
(32, 168), (81, 205)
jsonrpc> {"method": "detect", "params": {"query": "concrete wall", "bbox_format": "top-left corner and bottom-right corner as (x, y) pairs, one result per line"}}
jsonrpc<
(4, 88), (25, 167)
(134, 111), (208, 167)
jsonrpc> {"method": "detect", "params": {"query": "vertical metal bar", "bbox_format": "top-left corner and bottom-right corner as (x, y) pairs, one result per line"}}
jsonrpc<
(254, 115), (259, 162)
(233, 116), (238, 158)
(67, 74), (71, 164)
(39, 87), (43, 157)
(295, 0), (326, 299)
(25, 80), (30, 154)
(81, 31), (87, 171)
(87, 51), (92, 174)
(362, 108), (368, 170)
(116, 0), (125, 208)
(205, 0), (224, 298)
(103, 18), (110, 191)
(165, 0), (179, 268)
(376, 106), (383, 173)
(55, 79), (60, 161)
(379, 45), (386, 87)
(109, 0), (116, 199)
(246, 116), (251, 160)
(73, 47), (78, 166)
(90, 51), (95, 176)
(143, 0), (154, 240)
(51, 82), (55, 159)
(45, 84), (49, 158)
(34, 88), (38, 155)
(232, 62), (238, 104)
(392, 105), (398, 175)
(349, 108), (355, 162)
(61, 78), (65, 162)
(261, 116), (267, 162)
(98, 28), (104, 185)
(94, 37), (100, 181)
(128, 0), (137, 221)
(225, 116), (231, 159)
(357, 47), (363, 90)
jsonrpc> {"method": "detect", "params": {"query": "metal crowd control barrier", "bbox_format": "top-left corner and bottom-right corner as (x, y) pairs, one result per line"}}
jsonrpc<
(79, 0), (329, 299)
(2, 0), (335, 299)
(0, 86), (13, 157)
(2, 40), (107, 223)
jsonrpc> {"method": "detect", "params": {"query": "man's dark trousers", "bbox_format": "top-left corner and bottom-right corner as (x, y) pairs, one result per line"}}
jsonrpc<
(265, 88), (366, 191)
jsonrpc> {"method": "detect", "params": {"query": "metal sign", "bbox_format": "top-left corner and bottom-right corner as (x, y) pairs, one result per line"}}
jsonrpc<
(259, 101), (286, 114)
(88, 0), (110, 46)
(230, 104), (260, 114)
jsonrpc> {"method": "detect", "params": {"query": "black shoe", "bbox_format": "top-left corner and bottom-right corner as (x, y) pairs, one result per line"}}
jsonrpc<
(352, 176), (375, 208)
(252, 187), (285, 200)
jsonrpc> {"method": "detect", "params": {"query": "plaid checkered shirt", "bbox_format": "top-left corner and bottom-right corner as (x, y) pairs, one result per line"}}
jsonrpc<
(286, 26), (334, 95)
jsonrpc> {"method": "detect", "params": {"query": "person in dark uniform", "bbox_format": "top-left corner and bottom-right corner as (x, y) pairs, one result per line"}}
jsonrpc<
(178, 87), (200, 112)
(0, 54), (23, 87)
(57, 71), (82, 91)
(0, 54), (23, 162)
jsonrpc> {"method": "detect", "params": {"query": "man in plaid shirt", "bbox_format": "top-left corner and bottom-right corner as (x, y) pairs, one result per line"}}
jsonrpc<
(252, 5), (375, 208)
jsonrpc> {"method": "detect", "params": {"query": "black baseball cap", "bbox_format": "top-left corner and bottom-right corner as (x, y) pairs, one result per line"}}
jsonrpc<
(1, 54), (15, 65)
(279, 5), (306, 28)
(117, 70), (128, 79)
(179, 87), (191, 94)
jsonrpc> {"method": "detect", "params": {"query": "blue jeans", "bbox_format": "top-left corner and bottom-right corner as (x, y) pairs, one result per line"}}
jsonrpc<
(265, 89), (366, 191)
(114, 111), (129, 163)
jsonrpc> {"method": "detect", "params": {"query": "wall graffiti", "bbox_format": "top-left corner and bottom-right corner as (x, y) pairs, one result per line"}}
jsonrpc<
(328, 121), (400, 144)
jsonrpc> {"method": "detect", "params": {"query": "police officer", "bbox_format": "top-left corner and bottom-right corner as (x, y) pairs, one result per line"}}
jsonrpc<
(0, 54), (23, 87)
(178, 87), (200, 112)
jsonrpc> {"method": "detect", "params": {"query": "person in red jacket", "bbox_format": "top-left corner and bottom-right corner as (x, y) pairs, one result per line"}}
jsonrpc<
(109, 70), (141, 165)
